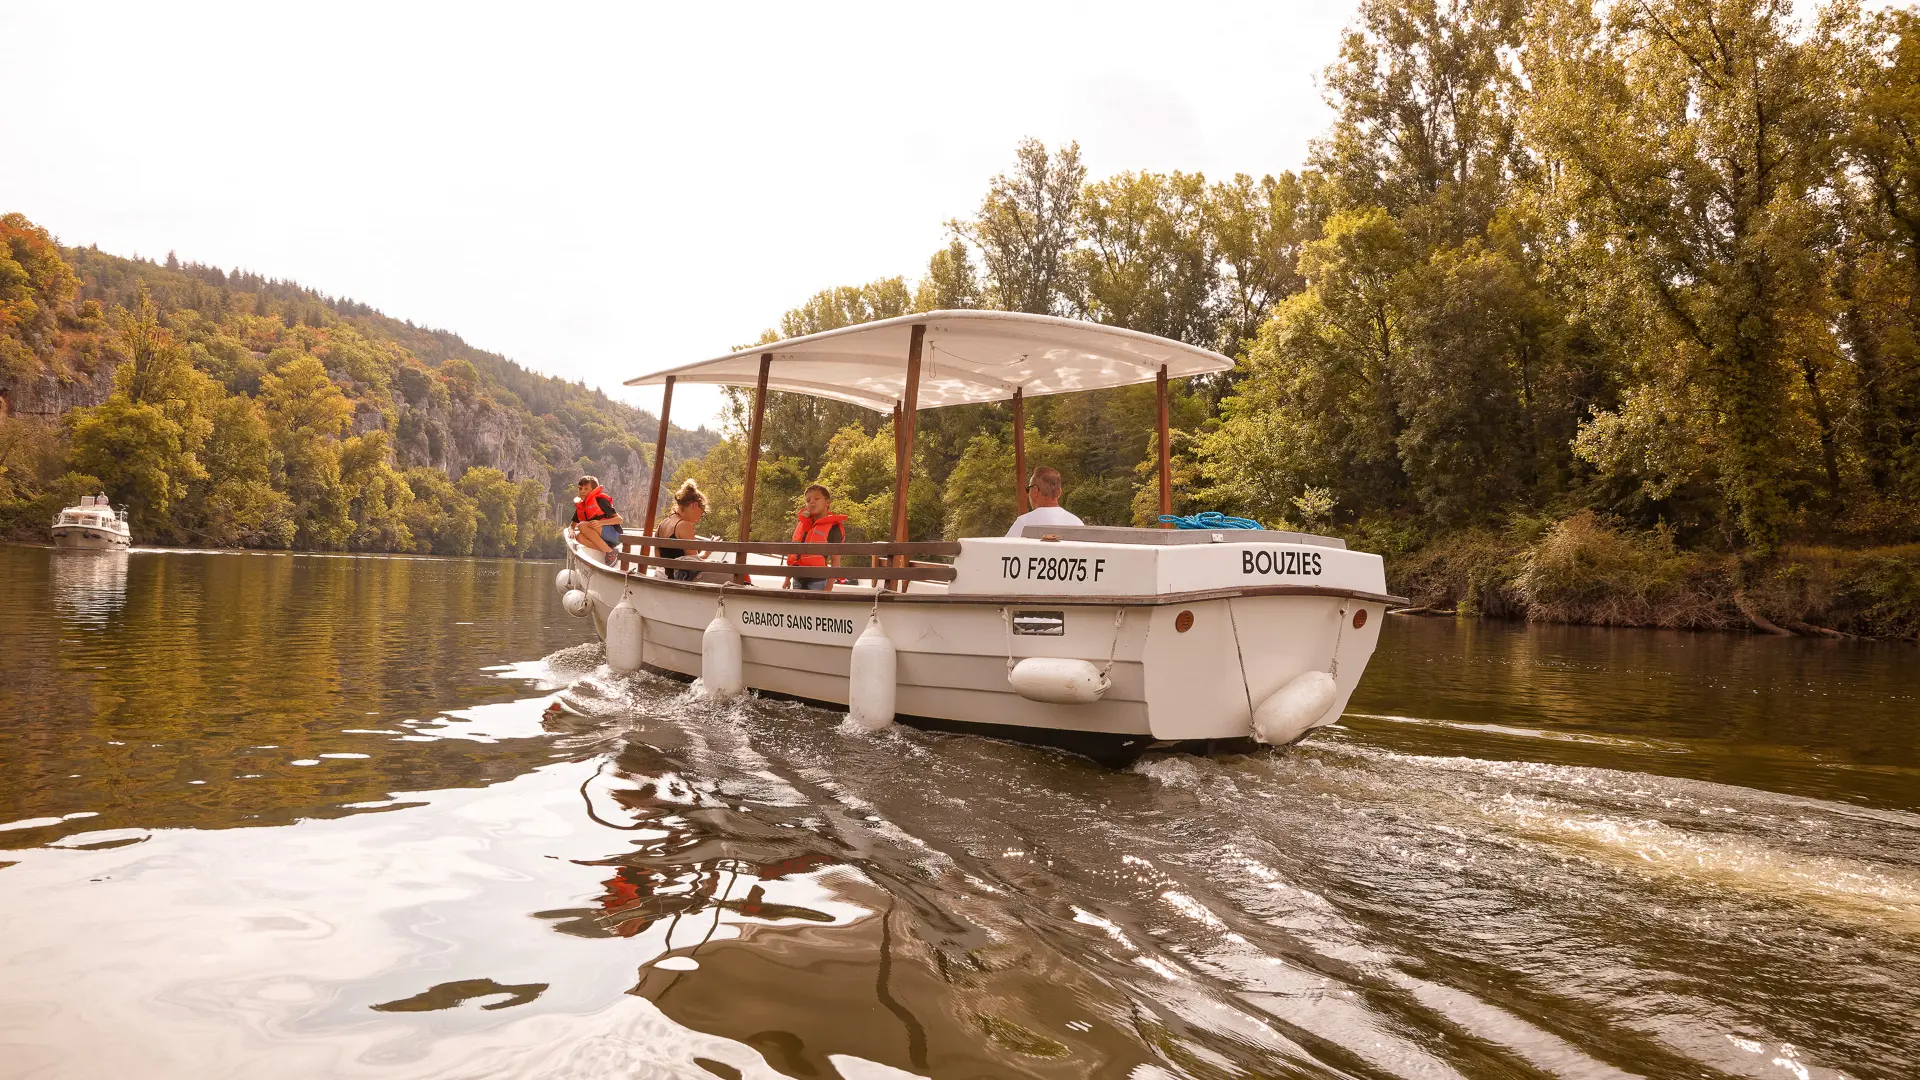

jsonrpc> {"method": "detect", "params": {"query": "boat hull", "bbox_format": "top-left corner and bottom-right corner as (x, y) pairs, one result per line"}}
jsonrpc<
(561, 538), (1386, 760)
(51, 526), (130, 550)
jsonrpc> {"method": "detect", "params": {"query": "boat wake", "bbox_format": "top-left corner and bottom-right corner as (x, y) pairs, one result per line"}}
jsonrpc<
(492, 641), (1918, 1079)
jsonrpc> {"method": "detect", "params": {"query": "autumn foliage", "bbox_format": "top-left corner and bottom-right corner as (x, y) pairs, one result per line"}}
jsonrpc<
(0, 235), (712, 554)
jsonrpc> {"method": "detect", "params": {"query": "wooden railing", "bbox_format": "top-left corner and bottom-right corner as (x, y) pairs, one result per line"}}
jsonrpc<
(613, 534), (961, 583)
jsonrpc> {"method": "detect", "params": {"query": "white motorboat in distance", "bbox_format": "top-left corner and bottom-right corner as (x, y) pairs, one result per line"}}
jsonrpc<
(559, 311), (1405, 763)
(51, 494), (131, 550)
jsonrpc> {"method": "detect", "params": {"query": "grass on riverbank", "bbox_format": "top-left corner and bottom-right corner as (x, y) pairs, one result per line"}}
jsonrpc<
(1378, 511), (1920, 640)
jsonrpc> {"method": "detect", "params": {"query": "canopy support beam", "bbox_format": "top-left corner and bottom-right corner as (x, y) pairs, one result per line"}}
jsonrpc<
(735, 354), (771, 583)
(891, 403), (902, 468)
(1012, 387), (1028, 516)
(890, 403), (903, 538)
(890, 325), (925, 587)
(642, 375), (675, 537)
(1156, 364), (1172, 527)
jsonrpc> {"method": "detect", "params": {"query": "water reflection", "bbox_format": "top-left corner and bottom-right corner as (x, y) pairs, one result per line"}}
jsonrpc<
(371, 978), (550, 1013)
(540, 750), (847, 945)
(47, 549), (129, 626)
(1347, 616), (1920, 810)
(502, 728), (1180, 1079)
(2, 546), (1917, 1080)
(0, 545), (586, 838)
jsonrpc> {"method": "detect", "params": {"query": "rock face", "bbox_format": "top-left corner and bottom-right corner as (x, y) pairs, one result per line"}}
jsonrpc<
(0, 364), (117, 420)
(380, 393), (660, 518)
(385, 398), (548, 486)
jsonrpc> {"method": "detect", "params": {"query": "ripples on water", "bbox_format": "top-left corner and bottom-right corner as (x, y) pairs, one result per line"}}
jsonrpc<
(1, 545), (1916, 1079)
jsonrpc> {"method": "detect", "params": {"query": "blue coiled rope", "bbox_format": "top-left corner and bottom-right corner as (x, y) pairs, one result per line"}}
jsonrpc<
(1157, 511), (1264, 530)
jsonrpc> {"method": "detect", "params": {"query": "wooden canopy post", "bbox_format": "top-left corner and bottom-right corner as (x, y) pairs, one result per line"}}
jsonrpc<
(735, 354), (772, 582)
(1156, 364), (1173, 526)
(641, 374), (675, 538)
(1012, 386), (1028, 516)
(890, 325), (926, 578)
(891, 404), (903, 496)
(889, 403), (903, 575)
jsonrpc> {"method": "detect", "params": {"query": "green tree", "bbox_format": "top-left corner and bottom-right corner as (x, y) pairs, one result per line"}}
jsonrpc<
(1207, 172), (1317, 361)
(957, 139), (1086, 315)
(401, 467), (478, 555)
(512, 478), (557, 556)
(190, 393), (297, 547)
(64, 294), (219, 535)
(1316, 0), (1528, 239)
(913, 240), (984, 311)
(1393, 229), (1565, 523)
(774, 278), (912, 339)
(941, 426), (1069, 539)
(1835, 7), (1920, 525)
(341, 431), (414, 551)
(1199, 210), (1417, 521)
(261, 353), (353, 547)
(812, 421), (941, 541)
(1525, 0), (1849, 546)
(317, 328), (394, 397)
(0, 415), (67, 507)
(66, 398), (197, 531)
(198, 477), (298, 548)
(458, 465), (518, 556)
(1072, 170), (1220, 346)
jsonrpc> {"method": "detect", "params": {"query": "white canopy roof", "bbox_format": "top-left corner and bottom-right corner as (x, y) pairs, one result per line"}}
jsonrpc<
(625, 310), (1234, 412)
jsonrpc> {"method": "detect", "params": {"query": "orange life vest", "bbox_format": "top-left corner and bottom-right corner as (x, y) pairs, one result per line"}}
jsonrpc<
(573, 486), (612, 523)
(786, 512), (848, 566)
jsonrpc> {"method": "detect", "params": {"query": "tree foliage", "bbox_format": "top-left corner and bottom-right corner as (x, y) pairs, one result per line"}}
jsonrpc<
(669, 0), (1914, 559)
(11, 0), (1916, 562)
(0, 213), (86, 381)
(0, 236), (717, 553)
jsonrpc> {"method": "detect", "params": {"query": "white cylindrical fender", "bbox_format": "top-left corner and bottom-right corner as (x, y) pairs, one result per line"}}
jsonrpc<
(605, 599), (645, 673)
(700, 605), (744, 699)
(562, 588), (591, 618)
(1008, 657), (1109, 705)
(1252, 670), (1339, 746)
(847, 613), (897, 730)
(555, 567), (581, 594)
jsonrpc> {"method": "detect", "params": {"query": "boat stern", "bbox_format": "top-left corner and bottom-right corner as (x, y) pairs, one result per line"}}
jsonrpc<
(950, 526), (1396, 743)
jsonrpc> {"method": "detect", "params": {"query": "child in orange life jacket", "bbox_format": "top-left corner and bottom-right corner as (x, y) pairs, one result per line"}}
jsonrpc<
(570, 475), (624, 564)
(786, 483), (847, 591)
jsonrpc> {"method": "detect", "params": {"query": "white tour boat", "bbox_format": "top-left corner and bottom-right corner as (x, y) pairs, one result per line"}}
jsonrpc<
(51, 494), (131, 550)
(557, 311), (1404, 762)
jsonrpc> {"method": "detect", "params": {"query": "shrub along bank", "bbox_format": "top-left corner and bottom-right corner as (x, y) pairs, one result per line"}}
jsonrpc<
(1380, 513), (1920, 640)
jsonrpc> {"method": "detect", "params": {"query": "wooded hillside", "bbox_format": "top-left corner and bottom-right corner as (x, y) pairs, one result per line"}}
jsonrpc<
(669, 0), (1919, 637)
(0, 222), (716, 556)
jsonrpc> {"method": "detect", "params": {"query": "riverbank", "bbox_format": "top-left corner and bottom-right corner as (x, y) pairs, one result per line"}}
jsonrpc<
(1381, 512), (1920, 640)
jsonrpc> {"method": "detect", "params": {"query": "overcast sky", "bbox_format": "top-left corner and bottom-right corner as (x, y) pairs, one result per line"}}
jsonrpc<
(2, 1), (1358, 429)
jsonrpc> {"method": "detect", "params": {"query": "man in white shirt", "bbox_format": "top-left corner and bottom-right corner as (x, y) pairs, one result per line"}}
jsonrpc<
(1005, 466), (1085, 536)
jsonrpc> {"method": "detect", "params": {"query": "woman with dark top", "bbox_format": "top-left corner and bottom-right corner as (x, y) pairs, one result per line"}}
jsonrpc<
(570, 475), (623, 564)
(654, 479), (708, 581)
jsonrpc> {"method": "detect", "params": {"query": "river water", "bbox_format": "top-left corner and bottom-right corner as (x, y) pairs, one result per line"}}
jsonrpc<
(2, 544), (1916, 1080)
